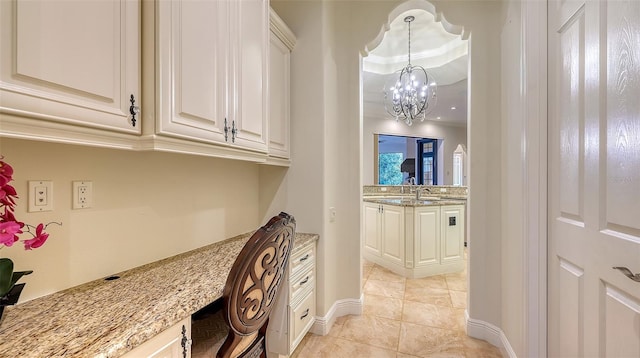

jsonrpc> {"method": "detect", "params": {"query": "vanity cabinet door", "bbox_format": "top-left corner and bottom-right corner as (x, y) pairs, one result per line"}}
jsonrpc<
(363, 202), (382, 257)
(440, 205), (464, 263)
(414, 206), (441, 268)
(0, 0), (140, 135)
(381, 204), (405, 266)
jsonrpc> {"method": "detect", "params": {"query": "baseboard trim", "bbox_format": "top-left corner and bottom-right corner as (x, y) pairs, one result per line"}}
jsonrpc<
(466, 311), (517, 358)
(309, 294), (364, 336)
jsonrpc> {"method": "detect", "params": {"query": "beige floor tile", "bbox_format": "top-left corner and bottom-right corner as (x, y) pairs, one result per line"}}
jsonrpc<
(401, 300), (464, 331)
(327, 314), (350, 337)
(337, 314), (401, 351)
(369, 266), (407, 283)
(461, 335), (503, 357)
(364, 279), (405, 299)
(398, 322), (465, 357)
(405, 275), (448, 290)
(449, 290), (467, 309)
(294, 334), (396, 358)
(363, 265), (374, 282)
(395, 353), (421, 358)
(363, 293), (404, 320)
(445, 274), (467, 292)
(404, 286), (452, 307)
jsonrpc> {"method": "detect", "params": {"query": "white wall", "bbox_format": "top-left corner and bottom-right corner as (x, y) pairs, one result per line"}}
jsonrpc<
(0, 138), (262, 302)
(273, 0), (504, 336)
(500, 0), (525, 355)
(363, 116), (467, 185)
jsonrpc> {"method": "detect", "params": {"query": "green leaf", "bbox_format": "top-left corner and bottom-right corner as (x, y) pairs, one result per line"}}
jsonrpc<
(0, 258), (15, 297)
(11, 270), (33, 288)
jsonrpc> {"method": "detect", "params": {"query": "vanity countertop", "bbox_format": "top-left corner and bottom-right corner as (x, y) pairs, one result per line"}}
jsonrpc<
(363, 196), (466, 207)
(0, 232), (318, 358)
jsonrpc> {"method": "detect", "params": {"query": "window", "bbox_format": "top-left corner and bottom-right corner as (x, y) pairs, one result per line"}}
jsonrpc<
(378, 152), (404, 185)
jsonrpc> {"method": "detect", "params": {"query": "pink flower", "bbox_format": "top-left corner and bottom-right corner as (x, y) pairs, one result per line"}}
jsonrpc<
(23, 224), (49, 250)
(0, 221), (23, 247)
(0, 183), (18, 208)
(0, 159), (13, 182)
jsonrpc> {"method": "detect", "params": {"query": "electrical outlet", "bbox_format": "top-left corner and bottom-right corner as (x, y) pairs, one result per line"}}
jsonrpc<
(28, 181), (53, 212)
(73, 181), (93, 209)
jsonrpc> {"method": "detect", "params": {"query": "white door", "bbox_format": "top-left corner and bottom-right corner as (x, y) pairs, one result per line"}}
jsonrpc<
(381, 204), (405, 266)
(0, 0), (140, 134)
(548, 0), (640, 356)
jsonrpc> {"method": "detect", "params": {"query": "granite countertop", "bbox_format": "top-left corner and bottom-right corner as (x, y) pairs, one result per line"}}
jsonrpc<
(0, 232), (318, 357)
(363, 197), (466, 207)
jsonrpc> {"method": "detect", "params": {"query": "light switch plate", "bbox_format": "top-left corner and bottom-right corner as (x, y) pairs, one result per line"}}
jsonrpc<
(28, 180), (53, 212)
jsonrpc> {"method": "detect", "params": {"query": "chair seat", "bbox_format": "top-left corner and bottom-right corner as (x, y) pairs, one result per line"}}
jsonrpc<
(191, 311), (228, 357)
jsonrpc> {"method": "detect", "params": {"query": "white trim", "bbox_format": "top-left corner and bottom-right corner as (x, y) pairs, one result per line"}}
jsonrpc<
(309, 295), (364, 336)
(466, 311), (517, 358)
(521, 1), (548, 357)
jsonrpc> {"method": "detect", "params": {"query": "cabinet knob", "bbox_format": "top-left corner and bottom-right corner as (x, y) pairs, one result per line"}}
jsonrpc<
(231, 120), (237, 143)
(224, 118), (229, 141)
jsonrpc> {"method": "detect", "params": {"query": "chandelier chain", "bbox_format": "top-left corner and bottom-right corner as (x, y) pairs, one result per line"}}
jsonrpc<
(407, 19), (411, 65)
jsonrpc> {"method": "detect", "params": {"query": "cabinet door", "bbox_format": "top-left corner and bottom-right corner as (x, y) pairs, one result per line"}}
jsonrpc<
(268, 31), (291, 158)
(155, 0), (227, 144)
(441, 205), (464, 263)
(0, 0), (140, 134)
(228, 0), (268, 152)
(381, 204), (405, 266)
(414, 206), (440, 268)
(363, 202), (382, 256)
(123, 317), (191, 358)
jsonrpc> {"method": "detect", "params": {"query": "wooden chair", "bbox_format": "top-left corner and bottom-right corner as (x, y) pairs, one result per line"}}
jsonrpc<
(191, 212), (296, 358)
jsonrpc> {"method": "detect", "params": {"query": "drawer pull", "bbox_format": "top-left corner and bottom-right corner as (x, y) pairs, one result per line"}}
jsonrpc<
(300, 254), (310, 262)
(300, 308), (310, 320)
(300, 276), (310, 285)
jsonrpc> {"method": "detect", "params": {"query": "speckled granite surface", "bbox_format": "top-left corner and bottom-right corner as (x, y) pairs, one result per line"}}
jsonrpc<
(363, 185), (468, 199)
(0, 232), (318, 358)
(362, 197), (466, 207)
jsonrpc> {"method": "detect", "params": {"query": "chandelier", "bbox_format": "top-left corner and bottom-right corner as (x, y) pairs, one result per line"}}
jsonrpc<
(383, 15), (437, 126)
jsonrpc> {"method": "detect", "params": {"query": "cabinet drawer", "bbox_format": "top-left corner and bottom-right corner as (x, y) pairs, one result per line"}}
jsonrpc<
(290, 244), (315, 278)
(290, 267), (315, 303)
(290, 289), (315, 347)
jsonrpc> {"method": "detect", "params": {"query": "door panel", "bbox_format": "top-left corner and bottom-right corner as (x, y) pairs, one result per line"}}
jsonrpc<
(414, 207), (439, 267)
(363, 203), (381, 256)
(382, 205), (404, 265)
(548, 0), (640, 356)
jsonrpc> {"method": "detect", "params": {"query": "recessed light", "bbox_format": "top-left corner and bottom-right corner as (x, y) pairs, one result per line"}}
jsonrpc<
(437, 116), (441, 120)
(451, 106), (456, 110)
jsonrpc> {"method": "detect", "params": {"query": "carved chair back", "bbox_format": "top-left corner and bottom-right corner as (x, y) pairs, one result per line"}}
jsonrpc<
(217, 212), (296, 358)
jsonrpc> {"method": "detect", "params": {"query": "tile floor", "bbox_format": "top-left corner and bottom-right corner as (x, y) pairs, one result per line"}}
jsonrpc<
(291, 256), (502, 358)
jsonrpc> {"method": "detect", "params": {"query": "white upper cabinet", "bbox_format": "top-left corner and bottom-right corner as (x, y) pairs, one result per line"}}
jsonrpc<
(229, 0), (269, 152)
(0, 0), (140, 137)
(268, 9), (296, 159)
(150, 0), (268, 154)
(153, 0), (228, 144)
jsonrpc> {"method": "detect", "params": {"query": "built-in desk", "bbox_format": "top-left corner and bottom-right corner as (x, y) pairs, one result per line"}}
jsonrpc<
(0, 232), (318, 357)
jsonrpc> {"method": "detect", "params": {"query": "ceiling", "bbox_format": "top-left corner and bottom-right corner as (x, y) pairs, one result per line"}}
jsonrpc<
(363, 9), (468, 126)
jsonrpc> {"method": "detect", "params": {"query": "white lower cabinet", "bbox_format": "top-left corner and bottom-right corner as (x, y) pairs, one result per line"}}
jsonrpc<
(362, 202), (405, 271)
(362, 202), (465, 278)
(267, 239), (316, 357)
(123, 317), (191, 358)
